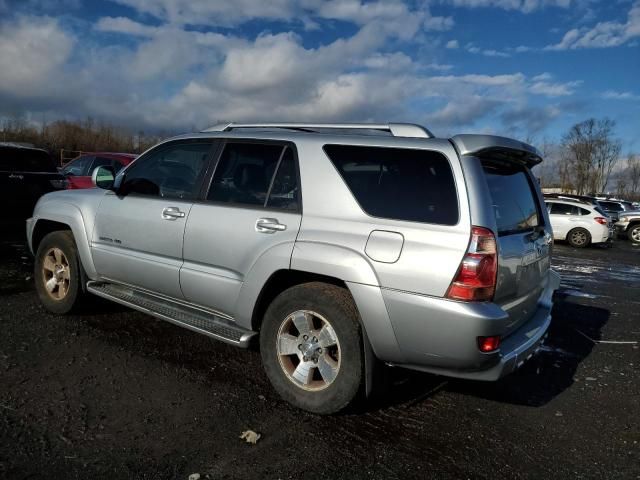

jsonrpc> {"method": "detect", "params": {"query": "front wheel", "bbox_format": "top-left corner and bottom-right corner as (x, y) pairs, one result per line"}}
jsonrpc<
(34, 231), (85, 314)
(260, 282), (364, 414)
(628, 224), (640, 243)
(567, 228), (591, 248)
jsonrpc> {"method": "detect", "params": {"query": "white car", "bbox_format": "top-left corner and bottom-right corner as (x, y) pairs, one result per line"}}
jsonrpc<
(545, 199), (611, 248)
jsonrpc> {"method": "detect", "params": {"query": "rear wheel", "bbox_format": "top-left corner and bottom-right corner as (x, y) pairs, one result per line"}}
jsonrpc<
(628, 224), (640, 243)
(567, 228), (591, 248)
(34, 231), (85, 314)
(260, 282), (364, 414)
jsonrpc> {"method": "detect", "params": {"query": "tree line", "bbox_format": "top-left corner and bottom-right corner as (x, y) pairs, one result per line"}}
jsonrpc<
(0, 117), (164, 163)
(534, 118), (639, 201)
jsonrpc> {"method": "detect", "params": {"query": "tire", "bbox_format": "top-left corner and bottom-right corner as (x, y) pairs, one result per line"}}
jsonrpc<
(34, 231), (85, 314)
(628, 224), (640, 243)
(567, 228), (591, 248)
(260, 282), (364, 414)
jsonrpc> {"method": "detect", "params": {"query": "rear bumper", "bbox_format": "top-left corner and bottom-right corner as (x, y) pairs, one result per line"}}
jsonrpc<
(379, 270), (560, 381)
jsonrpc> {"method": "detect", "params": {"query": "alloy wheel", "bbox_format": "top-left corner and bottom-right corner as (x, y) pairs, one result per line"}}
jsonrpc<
(276, 310), (341, 391)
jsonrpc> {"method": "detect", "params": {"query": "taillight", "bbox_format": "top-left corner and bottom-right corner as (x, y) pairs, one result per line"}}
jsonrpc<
(594, 217), (607, 225)
(446, 226), (497, 302)
(477, 335), (501, 353)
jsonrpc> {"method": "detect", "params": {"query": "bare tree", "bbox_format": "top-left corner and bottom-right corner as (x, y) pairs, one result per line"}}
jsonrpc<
(628, 153), (640, 197)
(559, 118), (622, 195)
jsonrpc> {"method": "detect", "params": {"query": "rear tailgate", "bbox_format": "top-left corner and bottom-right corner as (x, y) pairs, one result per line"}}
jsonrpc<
(481, 158), (553, 337)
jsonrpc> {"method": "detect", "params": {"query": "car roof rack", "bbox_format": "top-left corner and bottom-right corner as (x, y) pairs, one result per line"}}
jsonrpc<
(201, 122), (434, 138)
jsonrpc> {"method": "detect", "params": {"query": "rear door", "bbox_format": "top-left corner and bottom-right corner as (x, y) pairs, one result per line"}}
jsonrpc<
(180, 141), (302, 317)
(482, 160), (552, 336)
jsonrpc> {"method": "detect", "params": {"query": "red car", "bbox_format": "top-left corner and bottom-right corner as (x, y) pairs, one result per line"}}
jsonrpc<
(61, 152), (137, 189)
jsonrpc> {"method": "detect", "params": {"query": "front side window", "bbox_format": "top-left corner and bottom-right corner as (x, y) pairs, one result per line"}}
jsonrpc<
(62, 155), (94, 176)
(90, 156), (115, 173)
(208, 142), (299, 210)
(120, 142), (212, 199)
(324, 145), (459, 225)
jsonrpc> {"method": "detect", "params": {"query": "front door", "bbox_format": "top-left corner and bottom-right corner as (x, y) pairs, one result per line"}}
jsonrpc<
(91, 140), (215, 298)
(181, 141), (302, 316)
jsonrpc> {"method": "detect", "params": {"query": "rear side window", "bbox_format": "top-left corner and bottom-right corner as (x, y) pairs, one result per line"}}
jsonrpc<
(483, 162), (540, 235)
(208, 143), (299, 211)
(323, 145), (458, 225)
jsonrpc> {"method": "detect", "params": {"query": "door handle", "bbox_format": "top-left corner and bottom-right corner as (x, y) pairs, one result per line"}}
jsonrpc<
(162, 207), (185, 220)
(256, 218), (286, 233)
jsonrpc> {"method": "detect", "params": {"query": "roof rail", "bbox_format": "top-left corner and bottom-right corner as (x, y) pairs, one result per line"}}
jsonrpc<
(201, 122), (434, 138)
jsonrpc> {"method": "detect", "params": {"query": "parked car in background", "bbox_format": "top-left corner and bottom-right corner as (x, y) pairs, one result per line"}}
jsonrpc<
(27, 122), (560, 414)
(61, 152), (136, 189)
(545, 199), (611, 248)
(596, 199), (636, 222)
(0, 143), (66, 224)
(615, 211), (640, 243)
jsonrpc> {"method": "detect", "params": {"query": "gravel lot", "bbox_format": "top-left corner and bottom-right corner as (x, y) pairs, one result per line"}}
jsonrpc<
(1, 226), (638, 480)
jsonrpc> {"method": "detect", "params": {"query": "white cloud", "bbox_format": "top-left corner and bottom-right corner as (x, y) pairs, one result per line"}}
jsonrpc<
(602, 90), (640, 101)
(465, 42), (510, 57)
(0, 15), (74, 95)
(446, 39), (460, 49)
(445, 0), (572, 14)
(528, 73), (581, 96)
(545, 0), (640, 49)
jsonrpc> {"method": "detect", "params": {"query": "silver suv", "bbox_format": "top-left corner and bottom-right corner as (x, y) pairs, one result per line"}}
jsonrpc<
(27, 122), (560, 414)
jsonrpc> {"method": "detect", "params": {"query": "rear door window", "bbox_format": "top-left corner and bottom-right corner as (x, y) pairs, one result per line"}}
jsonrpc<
(549, 203), (579, 215)
(208, 142), (299, 211)
(482, 162), (541, 235)
(323, 145), (458, 225)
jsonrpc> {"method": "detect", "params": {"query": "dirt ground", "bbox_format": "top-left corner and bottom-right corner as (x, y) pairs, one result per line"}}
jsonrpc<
(1, 226), (638, 480)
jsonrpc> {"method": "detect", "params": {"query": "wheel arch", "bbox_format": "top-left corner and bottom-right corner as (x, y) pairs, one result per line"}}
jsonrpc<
(30, 203), (98, 278)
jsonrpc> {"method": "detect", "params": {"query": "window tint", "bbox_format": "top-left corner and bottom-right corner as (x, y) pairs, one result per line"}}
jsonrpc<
(549, 203), (579, 215)
(324, 145), (458, 225)
(0, 147), (57, 173)
(62, 155), (93, 176)
(599, 201), (623, 212)
(483, 162), (540, 234)
(579, 207), (591, 216)
(208, 143), (287, 207)
(121, 143), (211, 199)
(266, 148), (299, 211)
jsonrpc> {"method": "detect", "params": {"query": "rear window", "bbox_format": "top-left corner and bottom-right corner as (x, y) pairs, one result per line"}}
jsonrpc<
(0, 147), (57, 172)
(599, 201), (623, 212)
(323, 145), (458, 225)
(483, 162), (540, 235)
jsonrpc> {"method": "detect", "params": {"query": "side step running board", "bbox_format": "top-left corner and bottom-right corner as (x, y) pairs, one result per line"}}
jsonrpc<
(87, 281), (257, 348)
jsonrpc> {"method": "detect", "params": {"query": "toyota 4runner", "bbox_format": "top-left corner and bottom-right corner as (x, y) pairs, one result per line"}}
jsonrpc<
(27, 122), (560, 414)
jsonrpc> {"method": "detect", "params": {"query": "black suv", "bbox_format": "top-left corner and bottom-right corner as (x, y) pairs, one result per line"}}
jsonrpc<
(0, 143), (66, 225)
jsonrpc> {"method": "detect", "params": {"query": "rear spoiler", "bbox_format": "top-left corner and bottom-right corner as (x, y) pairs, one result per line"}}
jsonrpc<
(450, 134), (543, 168)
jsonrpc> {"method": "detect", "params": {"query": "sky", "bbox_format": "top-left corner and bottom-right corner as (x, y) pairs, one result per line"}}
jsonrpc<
(0, 0), (638, 150)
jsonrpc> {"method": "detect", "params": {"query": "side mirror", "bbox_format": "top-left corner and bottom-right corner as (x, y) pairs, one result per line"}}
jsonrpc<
(92, 165), (116, 190)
